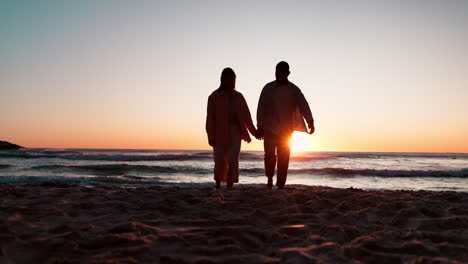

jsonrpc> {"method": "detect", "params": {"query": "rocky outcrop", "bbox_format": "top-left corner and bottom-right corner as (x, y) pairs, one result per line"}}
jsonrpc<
(0, 140), (23, 150)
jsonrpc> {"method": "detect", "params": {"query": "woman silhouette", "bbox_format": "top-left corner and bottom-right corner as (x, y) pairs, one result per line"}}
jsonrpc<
(206, 68), (257, 188)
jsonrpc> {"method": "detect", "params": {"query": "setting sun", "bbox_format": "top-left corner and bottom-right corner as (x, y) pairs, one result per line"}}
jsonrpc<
(289, 131), (311, 152)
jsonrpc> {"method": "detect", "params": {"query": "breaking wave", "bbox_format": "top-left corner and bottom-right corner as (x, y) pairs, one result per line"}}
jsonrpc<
(24, 164), (468, 178)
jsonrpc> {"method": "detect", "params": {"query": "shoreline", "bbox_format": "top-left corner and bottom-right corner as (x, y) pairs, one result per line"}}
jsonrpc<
(1, 178), (466, 193)
(1, 182), (467, 263)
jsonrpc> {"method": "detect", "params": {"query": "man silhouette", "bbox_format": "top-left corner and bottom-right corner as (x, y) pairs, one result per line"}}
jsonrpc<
(256, 61), (314, 189)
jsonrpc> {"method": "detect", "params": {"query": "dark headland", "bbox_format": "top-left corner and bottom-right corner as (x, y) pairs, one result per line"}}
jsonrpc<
(0, 140), (23, 150)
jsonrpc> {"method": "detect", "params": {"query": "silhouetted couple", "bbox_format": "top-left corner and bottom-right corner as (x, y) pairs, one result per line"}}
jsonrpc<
(206, 61), (314, 189)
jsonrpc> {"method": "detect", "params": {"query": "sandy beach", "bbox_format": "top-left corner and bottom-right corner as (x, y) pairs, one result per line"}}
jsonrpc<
(0, 182), (467, 264)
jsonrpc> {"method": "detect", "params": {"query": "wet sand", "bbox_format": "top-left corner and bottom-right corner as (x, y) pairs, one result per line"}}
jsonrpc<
(1, 182), (467, 263)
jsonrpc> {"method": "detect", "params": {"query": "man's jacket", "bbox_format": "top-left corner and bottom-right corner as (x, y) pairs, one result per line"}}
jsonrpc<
(257, 80), (313, 135)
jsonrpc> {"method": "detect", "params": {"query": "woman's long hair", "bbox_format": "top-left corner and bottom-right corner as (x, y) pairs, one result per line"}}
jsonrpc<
(217, 67), (236, 92)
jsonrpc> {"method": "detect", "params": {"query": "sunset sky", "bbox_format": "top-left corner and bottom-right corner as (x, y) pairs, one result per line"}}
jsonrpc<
(1, 0), (467, 153)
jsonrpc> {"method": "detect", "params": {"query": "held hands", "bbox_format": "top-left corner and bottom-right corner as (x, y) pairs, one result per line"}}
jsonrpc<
(255, 126), (264, 140)
(208, 138), (216, 147)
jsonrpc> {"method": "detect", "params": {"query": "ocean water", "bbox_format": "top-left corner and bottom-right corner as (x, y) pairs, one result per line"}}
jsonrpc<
(0, 149), (467, 192)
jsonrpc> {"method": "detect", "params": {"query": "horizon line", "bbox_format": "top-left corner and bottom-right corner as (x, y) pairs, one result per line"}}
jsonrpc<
(10, 146), (468, 155)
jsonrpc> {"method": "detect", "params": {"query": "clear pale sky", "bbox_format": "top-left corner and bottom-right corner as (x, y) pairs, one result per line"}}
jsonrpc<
(1, 0), (467, 153)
